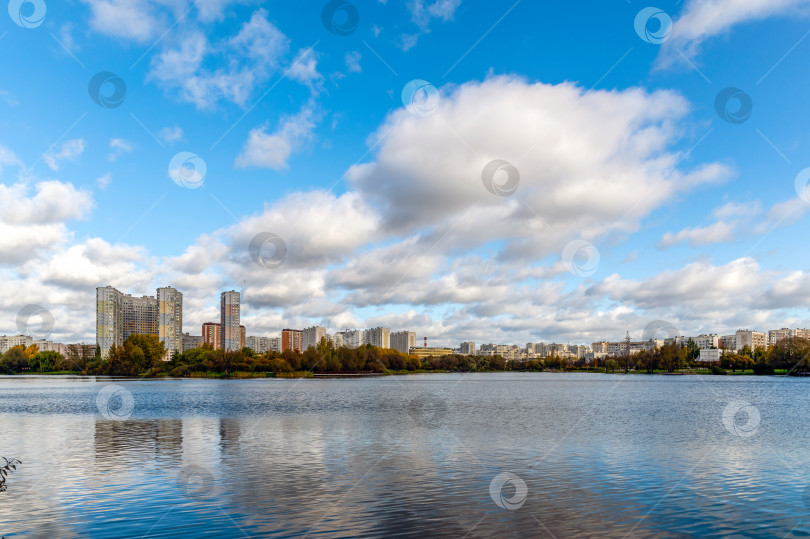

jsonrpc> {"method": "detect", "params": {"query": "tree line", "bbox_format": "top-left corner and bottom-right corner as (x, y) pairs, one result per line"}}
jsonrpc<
(1, 334), (808, 376)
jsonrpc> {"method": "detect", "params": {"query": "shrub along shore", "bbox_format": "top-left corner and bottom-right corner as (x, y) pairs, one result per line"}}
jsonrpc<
(1, 334), (808, 377)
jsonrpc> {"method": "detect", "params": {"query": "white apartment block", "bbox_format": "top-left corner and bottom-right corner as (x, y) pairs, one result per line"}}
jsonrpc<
(247, 336), (271, 354)
(96, 286), (162, 357)
(768, 328), (810, 346)
(0, 335), (33, 353)
(460, 341), (476, 355)
(326, 333), (344, 348)
(340, 329), (364, 349)
(693, 334), (719, 349)
(363, 327), (390, 349)
(268, 337), (281, 353)
(391, 331), (415, 355)
(718, 335), (736, 351)
(302, 326), (326, 350)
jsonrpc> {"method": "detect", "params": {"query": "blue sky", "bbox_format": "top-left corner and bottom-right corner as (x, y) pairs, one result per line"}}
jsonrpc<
(2, 0), (810, 346)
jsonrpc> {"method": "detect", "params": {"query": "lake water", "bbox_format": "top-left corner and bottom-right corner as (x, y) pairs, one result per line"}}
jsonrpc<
(0, 373), (809, 538)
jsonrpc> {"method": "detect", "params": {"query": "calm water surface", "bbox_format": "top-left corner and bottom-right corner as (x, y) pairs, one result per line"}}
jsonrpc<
(0, 373), (809, 538)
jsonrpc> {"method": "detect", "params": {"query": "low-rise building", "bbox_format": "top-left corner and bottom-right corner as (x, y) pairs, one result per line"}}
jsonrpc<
(699, 349), (722, 362)
(408, 347), (453, 359)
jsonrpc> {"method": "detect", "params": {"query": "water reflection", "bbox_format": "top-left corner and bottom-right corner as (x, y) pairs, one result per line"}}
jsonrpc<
(0, 375), (809, 537)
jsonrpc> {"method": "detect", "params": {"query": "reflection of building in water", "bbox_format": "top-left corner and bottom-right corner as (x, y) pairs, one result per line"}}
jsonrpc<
(94, 419), (183, 468)
(219, 418), (242, 459)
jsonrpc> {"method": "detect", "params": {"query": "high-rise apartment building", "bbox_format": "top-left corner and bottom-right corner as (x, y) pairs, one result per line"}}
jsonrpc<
(282, 329), (303, 353)
(391, 331), (416, 355)
(268, 337), (281, 353)
(97, 286), (124, 354)
(202, 322), (221, 349)
(363, 327), (390, 349)
(461, 341), (476, 355)
(240, 325), (246, 350)
(302, 326), (326, 350)
(340, 329), (364, 349)
(220, 291), (241, 352)
(96, 286), (161, 357)
(157, 287), (183, 359)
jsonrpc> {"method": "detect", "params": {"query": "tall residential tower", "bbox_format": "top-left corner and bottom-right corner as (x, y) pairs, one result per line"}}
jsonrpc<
(220, 291), (241, 352)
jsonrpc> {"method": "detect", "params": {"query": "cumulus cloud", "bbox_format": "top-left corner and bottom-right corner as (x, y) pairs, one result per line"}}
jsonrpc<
(401, 0), (462, 50)
(347, 76), (731, 262)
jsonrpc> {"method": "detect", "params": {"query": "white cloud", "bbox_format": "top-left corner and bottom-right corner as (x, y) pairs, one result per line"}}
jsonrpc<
(148, 10), (290, 108)
(401, 0), (462, 50)
(347, 76), (731, 262)
(235, 104), (319, 170)
(658, 221), (736, 248)
(158, 126), (184, 143)
(345, 51), (362, 73)
(81, 0), (165, 43)
(108, 138), (133, 161)
(97, 173), (112, 190)
(659, 0), (810, 65)
(43, 139), (86, 171)
(287, 48), (322, 90)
